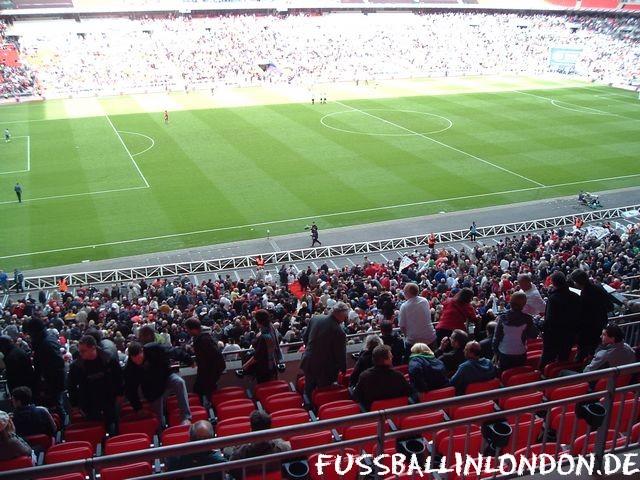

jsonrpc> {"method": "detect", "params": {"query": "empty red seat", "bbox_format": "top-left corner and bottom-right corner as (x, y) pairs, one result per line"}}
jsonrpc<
(0, 456), (33, 471)
(63, 421), (106, 452)
(118, 414), (159, 439)
(45, 441), (93, 466)
(100, 461), (152, 480)
(271, 408), (310, 430)
(210, 387), (247, 409)
(290, 430), (334, 450)
(451, 400), (495, 420)
(545, 382), (589, 401)
(215, 417), (251, 438)
(398, 410), (445, 442)
(572, 430), (627, 455)
(105, 433), (152, 455)
(500, 366), (534, 385)
(261, 391), (303, 413)
(465, 378), (501, 395)
(253, 380), (290, 404)
(498, 391), (544, 411)
(311, 385), (350, 408)
(215, 399), (255, 421)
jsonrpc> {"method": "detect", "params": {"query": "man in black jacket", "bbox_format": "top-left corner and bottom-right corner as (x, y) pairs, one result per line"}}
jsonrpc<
(570, 269), (614, 362)
(353, 345), (412, 410)
(67, 335), (122, 433)
(539, 271), (581, 370)
(0, 336), (35, 394)
(124, 326), (192, 425)
(23, 318), (66, 419)
(185, 318), (226, 399)
(300, 302), (348, 398)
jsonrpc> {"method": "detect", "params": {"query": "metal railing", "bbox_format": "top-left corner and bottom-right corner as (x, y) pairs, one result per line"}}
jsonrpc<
(2, 363), (640, 480)
(9, 204), (640, 292)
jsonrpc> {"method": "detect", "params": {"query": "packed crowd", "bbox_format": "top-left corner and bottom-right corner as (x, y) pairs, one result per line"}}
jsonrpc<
(3, 11), (638, 95)
(0, 21), (37, 98)
(1, 221), (639, 469)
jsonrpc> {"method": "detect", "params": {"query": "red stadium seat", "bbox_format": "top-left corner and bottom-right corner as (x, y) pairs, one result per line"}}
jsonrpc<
(271, 408), (310, 432)
(253, 380), (290, 404)
(38, 473), (85, 480)
(0, 456), (33, 471)
(502, 370), (542, 388)
(214, 399), (255, 421)
(397, 410), (446, 442)
(370, 396), (409, 425)
(498, 391), (544, 411)
(168, 405), (209, 427)
(500, 366), (534, 385)
(317, 400), (361, 436)
(502, 414), (544, 454)
(465, 378), (501, 395)
(105, 433), (152, 455)
(419, 386), (455, 415)
(215, 417), (251, 438)
(261, 391), (304, 413)
(210, 387), (247, 409)
(63, 421), (106, 452)
(545, 382), (589, 401)
(572, 430), (627, 455)
(118, 414), (159, 439)
(160, 424), (192, 446)
(311, 385), (350, 408)
(45, 441), (93, 466)
(166, 393), (201, 412)
(451, 400), (495, 420)
(290, 430), (335, 450)
(23, 433), (55, 453)
(436, 429), (483, 460)
(100, 461), (152, 480)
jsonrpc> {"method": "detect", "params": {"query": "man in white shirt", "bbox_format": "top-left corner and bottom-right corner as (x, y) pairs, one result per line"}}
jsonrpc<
(398, 283), (436, 362)
(518, 273), (546, 318)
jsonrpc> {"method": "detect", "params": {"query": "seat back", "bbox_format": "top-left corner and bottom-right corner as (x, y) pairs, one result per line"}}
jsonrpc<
(545, 382), (589, 402)
(0, 456), (33, 471)
(262, 392), (303, 414)
(451, 400), (495, 420)
(465, 378), (501, 395)
(311, 386), (350, 408)
(118, 415), (159, 439)
(100, 462), (152, 480)
(215, 399), (255, 421)
(105, 433), (152, 455)
(210, 387), (247, 409)
(215, 417), (251, 437)
(290, 430), (334, 450)
(63, 422), (106, 452)
(500, 366), (534, 385)
(45, 441), (93, 465)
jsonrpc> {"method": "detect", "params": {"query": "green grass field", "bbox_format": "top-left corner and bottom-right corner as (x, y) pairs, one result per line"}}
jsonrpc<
(1, 75), (639, 271)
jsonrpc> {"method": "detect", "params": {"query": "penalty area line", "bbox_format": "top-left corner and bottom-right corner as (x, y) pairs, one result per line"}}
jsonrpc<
(3, 172), (640, 260)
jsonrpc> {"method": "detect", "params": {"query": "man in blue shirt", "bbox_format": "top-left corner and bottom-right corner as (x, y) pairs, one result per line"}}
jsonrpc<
(450, 341), (496, 395)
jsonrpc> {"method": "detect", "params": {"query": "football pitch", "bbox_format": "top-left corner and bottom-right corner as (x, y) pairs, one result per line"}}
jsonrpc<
(1, 75), (639, 271)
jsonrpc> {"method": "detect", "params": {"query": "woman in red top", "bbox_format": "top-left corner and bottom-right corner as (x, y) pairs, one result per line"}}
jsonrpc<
(435, 288), (478, 344)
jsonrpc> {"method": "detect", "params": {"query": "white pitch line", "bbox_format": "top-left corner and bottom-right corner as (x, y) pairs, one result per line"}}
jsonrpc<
(119, 131), (156, 157)
(333, 100), (545, 188)
(3, 172), (640, 259)
(0, 185), (148, 206)
(515, 90), (630, 119)
(26, 135), (31, 171)
(105, 115), (150, 188)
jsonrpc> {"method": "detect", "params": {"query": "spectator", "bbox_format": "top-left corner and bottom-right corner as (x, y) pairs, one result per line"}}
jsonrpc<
(398, 283), (436, 362)
(22, 318), (66, 419)
(226, 410), (290, 478)
(479, 321), (496, 360)
(380, 321), (405, 366)
(0, 336), (35, 394)
(241, 310), (281, 384)
(353, 345), (412, 409)
(124, 334), (191, 426)
(517, 273), (546, 318)
(539, 271), (581, 370)
(349, 334), (383, 387)
(408, 343), (449, 393)
(435, 288), (478, 344)
(570, 269), (614, 362)
(0, 411), (33, 463)
(492, 292), (538, 372)
(67, 335), (123, 433)
(583, 324), (636, 373)
(167, 420), (227, 480)
(435, 329), (468, 374)
(185, 318), (226, 398)
(10, 386), (57, 440)
(450, 341), (497, 395)
(301, 302), (348, 398)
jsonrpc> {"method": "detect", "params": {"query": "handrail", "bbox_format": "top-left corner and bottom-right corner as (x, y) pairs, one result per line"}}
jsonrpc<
(3, 363), (640, 480)
(9, 204), (640, 291)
